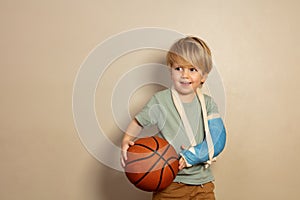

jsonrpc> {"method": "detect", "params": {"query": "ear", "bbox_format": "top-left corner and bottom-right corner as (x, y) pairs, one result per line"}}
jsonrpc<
(201, 73), (208, 84)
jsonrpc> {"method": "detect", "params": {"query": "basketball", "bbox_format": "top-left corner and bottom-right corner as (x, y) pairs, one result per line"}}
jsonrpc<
(124, 136), (179, 192)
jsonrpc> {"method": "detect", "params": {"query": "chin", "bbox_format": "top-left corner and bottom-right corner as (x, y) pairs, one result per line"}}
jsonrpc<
(178, 89), (194, 95)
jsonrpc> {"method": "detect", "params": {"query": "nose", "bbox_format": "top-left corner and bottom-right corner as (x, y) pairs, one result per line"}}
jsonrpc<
(181, 68), (189, 78)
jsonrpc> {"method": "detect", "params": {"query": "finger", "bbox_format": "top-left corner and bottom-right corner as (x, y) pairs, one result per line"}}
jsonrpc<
(179, 157), (188, 170)
(121, 141), (134, 164)
(122, 149), (128, 161)
(179, 163), (184, 170)
(181, 145), (186, 150)
(121, 157), (126, 168)
(178, 158), (184, 170)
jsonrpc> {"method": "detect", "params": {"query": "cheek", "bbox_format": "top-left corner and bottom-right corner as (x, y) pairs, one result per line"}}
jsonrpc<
(191, 74), (201, 83)
(170, 73), (176, 83)
(171, 71), (180, 80)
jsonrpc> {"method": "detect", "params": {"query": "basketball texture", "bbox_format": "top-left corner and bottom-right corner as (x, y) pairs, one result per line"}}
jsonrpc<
(124, 136), (179, 192)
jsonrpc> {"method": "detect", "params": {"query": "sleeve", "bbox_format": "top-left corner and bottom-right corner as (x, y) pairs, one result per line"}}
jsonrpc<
(180, 96), (226, 166)
(135, 95), (167, 129)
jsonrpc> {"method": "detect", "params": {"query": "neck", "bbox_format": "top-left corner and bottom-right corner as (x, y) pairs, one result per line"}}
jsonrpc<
(178, 92), (196, 103)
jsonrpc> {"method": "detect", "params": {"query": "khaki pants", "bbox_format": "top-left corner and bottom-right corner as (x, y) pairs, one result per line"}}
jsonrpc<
(152, 182), (215, 200)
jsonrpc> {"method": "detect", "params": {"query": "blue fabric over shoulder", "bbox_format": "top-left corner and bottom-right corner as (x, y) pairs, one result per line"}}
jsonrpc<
(180, 117), (226, 166)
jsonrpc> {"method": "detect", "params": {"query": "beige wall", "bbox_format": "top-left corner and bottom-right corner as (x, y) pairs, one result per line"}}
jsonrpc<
(1, 0), (299, 199)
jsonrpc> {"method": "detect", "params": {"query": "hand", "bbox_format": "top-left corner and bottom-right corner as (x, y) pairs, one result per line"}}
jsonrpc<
(178, 145), (187, 170)
(179, 157), (187, 170)
(120, 140), (135, 168)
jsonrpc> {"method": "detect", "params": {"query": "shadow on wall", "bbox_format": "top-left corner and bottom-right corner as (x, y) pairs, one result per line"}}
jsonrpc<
(99, 165), (152, 200)
(94, 57), (168, 199)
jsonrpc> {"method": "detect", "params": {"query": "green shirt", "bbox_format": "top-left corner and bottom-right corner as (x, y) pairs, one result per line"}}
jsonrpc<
(135, 88), (219, 185)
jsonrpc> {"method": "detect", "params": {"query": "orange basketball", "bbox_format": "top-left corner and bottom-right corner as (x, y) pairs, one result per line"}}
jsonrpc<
(124, 136), (179, 192)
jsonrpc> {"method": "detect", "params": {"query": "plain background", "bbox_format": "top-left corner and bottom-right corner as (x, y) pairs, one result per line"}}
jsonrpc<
(1, 0), (299, 199)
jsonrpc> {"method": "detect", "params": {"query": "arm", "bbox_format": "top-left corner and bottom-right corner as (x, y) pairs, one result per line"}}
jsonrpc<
(180, 117), (226, 166)
(121, 119), (143, 167)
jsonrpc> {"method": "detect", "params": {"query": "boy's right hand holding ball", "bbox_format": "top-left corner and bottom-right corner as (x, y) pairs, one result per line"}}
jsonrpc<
(121, 139), (135, 168)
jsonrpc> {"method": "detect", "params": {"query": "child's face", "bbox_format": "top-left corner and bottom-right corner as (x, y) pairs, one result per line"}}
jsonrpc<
(171, 62), (207, 98)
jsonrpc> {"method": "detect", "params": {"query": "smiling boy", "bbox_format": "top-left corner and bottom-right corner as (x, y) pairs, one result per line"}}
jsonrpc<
(121, 36), (226, 200)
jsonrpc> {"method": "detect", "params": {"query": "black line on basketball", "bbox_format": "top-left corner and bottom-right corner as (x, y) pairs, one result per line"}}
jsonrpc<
(127, 138), (170, 166)
(156, 166), (165, 191)
(155, 155), (178, 191)
(133, 141), (171, 185)
(125, 146), (157, 166)
(163, 156), (179, 178)
(125, 137), (159, 166)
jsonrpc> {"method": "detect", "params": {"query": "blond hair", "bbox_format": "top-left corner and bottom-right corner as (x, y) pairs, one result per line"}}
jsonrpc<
(166, 36), (212, 74)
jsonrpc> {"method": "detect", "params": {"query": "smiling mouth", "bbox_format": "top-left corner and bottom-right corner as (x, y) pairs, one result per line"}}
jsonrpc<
(180, 81), (192, 85)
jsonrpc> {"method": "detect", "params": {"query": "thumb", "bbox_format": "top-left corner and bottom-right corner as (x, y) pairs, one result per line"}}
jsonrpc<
(129, 141), (135, 146)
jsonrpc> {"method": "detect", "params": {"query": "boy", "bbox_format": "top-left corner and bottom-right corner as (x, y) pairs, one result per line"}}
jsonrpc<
(121, 36), (226, 200)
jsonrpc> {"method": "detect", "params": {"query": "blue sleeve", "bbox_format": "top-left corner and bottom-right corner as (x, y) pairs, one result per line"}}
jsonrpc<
(180, 117), (226, 165)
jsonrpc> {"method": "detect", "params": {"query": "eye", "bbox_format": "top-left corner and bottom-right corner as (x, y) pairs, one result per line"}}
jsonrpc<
(174, 67), (183, 71)
(189, 68), (198, 72)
